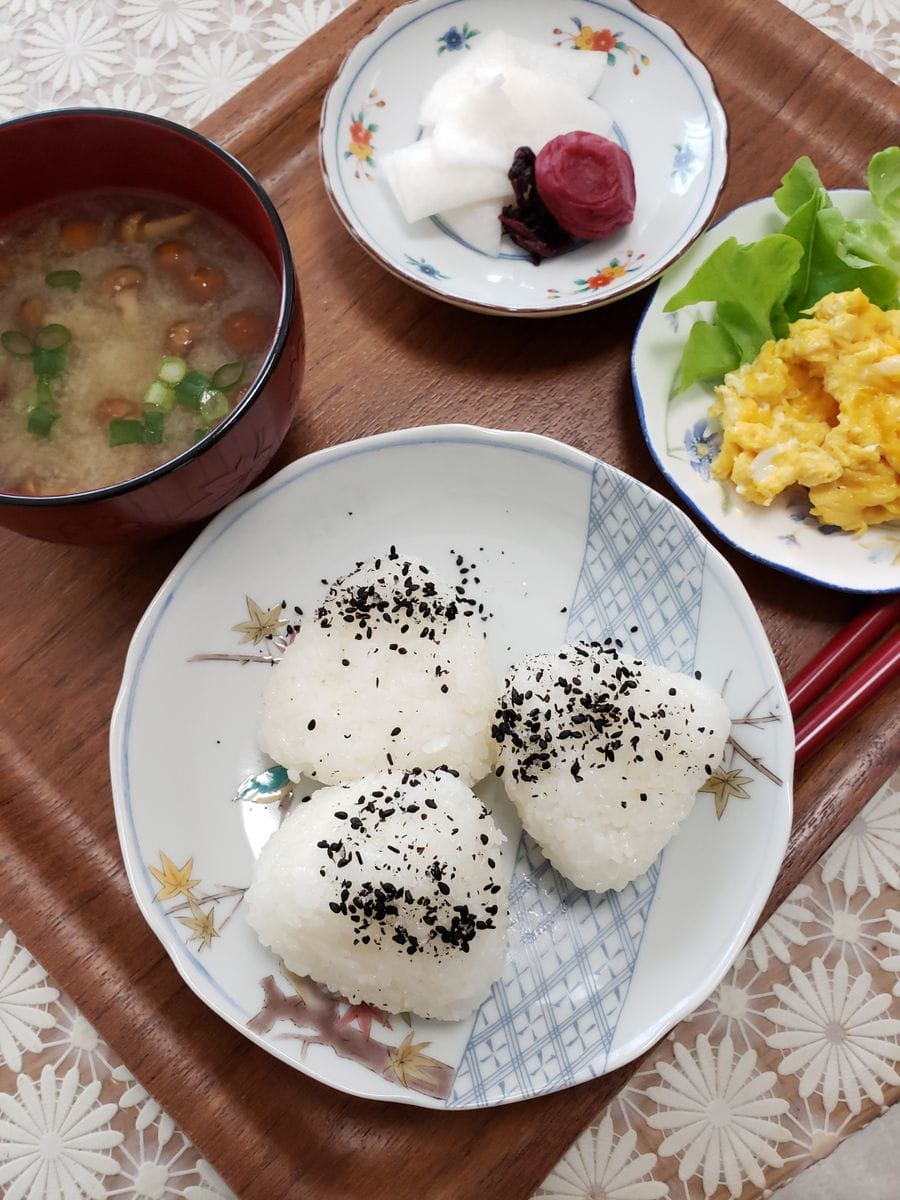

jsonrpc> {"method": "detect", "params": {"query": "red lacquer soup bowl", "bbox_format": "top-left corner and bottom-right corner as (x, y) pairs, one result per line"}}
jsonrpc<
(0, 109), (303, 544)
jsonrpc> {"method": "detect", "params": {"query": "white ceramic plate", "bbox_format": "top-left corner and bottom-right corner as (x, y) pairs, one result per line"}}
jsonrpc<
(632, 190), (900, 594)
(110, 425), (792, 1109)
(319, 0), (728, 315)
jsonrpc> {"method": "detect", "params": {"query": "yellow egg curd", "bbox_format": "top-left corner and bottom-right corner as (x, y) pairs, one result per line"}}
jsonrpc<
(709, 289), (900, 533)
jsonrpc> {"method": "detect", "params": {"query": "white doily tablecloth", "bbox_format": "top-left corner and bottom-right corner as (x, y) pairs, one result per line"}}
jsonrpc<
(0, 3), (898, 1199)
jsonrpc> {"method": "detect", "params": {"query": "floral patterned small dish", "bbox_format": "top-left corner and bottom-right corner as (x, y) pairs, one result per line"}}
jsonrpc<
(319, 0), (727, 315)
(632, 190), (900, 594)
(110, 425), (793, 1108)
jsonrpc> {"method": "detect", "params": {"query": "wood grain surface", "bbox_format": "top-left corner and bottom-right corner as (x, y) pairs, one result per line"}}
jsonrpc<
(1, 2), (898, 1198)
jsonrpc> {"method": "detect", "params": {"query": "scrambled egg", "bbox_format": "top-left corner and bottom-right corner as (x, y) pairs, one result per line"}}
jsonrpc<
(710, 290), (900, 533)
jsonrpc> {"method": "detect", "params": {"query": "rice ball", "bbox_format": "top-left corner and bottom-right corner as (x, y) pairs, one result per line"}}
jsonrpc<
(258, 553), (497, 786)
(494, 642), (731, 892)
(245, 768), (509, 1020)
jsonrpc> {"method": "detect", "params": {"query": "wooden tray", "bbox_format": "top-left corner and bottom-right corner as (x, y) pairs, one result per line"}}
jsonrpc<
(1, 2), (898, 1197)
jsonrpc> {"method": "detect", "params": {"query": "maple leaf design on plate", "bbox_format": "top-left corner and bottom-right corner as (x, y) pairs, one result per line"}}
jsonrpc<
(177, 897), (219, 950)
(338, 1001), (393, 1041)
(232, 596), (288, 645)
(386, 1032), (444, 1088)
(148, 852), (200, 901)
(700, 766), (752, 819)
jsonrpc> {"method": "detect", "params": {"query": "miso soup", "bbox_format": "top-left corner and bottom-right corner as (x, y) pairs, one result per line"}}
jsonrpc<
(0, 191), (280, 495)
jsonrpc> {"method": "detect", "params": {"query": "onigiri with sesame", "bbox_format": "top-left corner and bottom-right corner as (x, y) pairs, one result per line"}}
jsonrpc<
(245, 767), (509, 1020)
(493, 641), (731, 892)
(258, 551), (497, 786)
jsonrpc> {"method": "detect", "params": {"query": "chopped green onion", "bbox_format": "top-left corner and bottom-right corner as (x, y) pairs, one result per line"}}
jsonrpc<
(108, 418), (145, 447)
(211, 361), (245, 390)
(1, 330), (34, 358)
(45, 269), (81, 292)
(199, 388), (229, 426)
(144, 379), (174, 410)
(157, 356), (188, 386)
(13, 388), (36, 416)
(143, 410), (165, 444)
(32, 347), (65, 378)
(34, 324), (70, 351)
(174, 370), (210, 411)
(192, 428), (207, 442)
(27, 406), (59, 437)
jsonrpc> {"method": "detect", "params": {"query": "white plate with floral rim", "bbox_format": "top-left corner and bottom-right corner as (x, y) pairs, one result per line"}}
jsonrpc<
(319, 0), (728, 316)
(632, 190), (900, 595)
(110, 425), (792, 1108)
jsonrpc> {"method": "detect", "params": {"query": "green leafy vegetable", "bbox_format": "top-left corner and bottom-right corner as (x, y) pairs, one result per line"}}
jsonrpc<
(868, 147), (900, 221)
(666, 236), (803, 356)
(773, 155), (824, 217)
(841, 146), (900, 277)
(664, 235), (802, 388)
(667, 147), (900, 395)
(671, 321), (740, 394)
(776, 157), (897, 315)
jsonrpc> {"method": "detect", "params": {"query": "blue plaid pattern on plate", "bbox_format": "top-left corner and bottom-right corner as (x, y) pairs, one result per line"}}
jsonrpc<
(449, 463), (706, 1106)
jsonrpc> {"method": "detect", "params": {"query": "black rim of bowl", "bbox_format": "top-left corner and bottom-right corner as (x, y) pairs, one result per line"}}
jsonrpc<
(0, 107), (296, 509)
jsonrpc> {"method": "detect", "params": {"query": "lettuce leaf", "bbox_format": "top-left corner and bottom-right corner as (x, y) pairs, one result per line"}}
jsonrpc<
(840, 146), (900, 279)
(664, 235), (802, 389)
(671, 319), (740, 394)
(868, 146), (900, 221)
(773, 155), (826, 217)
(814, 207), (897, 308)
(666, 148), (900, 395)
(776, 156), (897, 315)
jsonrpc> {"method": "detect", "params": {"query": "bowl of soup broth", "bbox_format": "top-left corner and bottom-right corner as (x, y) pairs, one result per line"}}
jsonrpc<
(0, 109), (303, 544)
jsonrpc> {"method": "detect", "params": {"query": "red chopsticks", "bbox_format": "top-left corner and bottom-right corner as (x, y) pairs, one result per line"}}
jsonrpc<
(789, 597), (900, 766)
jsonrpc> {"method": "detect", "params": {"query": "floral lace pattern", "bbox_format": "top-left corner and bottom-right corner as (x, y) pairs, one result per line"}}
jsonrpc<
(0, 973), (239, 1199)
(1, 776), (896, 1199)
(0, 0), (892, 126)
(777, 0), (900, 81)
(0, 0), (356, 123)
(535, 773), (900, 1200)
